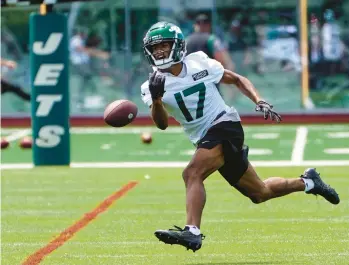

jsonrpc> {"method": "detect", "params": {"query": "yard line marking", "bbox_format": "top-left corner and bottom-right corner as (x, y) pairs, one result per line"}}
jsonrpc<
(1, 164), (33, 170)
(21, 181), (138, 265)
(249, 149), (273, 155)
(71, 127), (183, 134)
(251, 133), (279, 139)
(2, 125), (349, 135)
(7, 237), (349, 246)
(180, 149), (273, 156)
(4, 129), (31, 142)
(327, 132), (349, 138)
(291, 126), (308, 163)
(71, 162), (188, 168)
(52, 252), (349, 258)
(324, 148), (349, 154)
(2, 160), (349, 170)
(180, 150), (195, 156)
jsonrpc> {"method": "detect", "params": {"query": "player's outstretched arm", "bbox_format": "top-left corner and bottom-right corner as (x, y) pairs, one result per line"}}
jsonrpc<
(220, 69), (261, 104)
(151, 99), (168, 130)
(220, 69), (281, 122)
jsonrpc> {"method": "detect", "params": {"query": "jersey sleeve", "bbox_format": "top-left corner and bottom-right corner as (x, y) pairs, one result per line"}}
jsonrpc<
(205, 54), (224, 84)
(190, 51), (224, 84)
(141, 81), (152, 107)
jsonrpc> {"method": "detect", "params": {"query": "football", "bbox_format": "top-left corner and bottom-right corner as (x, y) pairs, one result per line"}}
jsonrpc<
(141, 132), (152, 144)
(1, 138), (9, 149)
(19, 136), (32, 149)
(104, 99), (138, 127)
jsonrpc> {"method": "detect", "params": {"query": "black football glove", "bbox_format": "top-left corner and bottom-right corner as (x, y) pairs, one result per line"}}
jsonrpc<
(255, 100), (282, 123)
(148, 71), (166, 100)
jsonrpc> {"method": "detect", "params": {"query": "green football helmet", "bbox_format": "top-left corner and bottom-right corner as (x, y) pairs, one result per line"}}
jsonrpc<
(143, 21), (186, 69)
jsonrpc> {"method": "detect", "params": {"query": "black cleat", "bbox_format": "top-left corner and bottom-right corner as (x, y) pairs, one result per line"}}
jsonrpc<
(301, 168), (340, 205)
(154, 225), (205, 252)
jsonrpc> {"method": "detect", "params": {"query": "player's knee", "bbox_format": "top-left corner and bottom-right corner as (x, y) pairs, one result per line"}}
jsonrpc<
(249, 196), (265, 204)
(249, 188), (271, 204)
(182, 167), (203, 185)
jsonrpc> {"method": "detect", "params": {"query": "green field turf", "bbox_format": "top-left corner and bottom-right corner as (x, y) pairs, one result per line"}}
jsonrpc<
(1, 124), (349, 164)
(1, 124), (349, 264)
(1, 167), (349, 265)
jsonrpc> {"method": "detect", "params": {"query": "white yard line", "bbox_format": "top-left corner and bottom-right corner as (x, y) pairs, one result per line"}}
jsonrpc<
(249, 149), (273, 155)
(327, 132), (349, 138)
(1, 124), (349, 135)
(180, 148), (273, 156)
(251, 133), (279, 139)
(324, 148), (349, 154)
(3, 239), (348, 247)
(2, 160), (349, 170)
(1, 164), (33, 170)
(291, 126), (308, 163)
(4, 129), (31, 142)
(5, 251), (346, 258)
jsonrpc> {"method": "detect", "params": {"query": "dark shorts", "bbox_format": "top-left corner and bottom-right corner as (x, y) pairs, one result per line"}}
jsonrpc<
(196, 121), (249, 186)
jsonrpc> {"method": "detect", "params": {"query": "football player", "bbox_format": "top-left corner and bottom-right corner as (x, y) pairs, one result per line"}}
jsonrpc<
(140, 22), (340, 252)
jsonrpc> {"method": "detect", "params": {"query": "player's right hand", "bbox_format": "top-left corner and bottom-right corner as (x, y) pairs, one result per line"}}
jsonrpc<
(149, 71), (165, 100)
(255, 100), (282, 123)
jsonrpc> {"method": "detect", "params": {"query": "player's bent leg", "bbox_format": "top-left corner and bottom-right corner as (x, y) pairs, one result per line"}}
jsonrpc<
(154, 144), (224, 252)
(234, 162), (304, 204)
(234, 164), (340, 204)
(234, 163), (304, 203)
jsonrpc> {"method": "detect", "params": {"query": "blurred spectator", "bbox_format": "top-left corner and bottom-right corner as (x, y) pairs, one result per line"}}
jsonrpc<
(228, 15), (260, 75)
(186, 13), (235, 72)
(321, 9), (344, 75)
(309, 13), (322, 64)
(1, 58), (30, 102)
(308, 13), (325, 91)
(261, 14), (301, 73)
(70, 28), (109, 108)
(229, 18), (246, 65)
(1, 26), (23, 61)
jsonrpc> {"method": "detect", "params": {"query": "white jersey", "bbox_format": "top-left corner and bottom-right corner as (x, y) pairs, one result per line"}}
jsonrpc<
(141, 51), (240, 144)
(70, 35), (89, 65)
(322, 22), (343, 61)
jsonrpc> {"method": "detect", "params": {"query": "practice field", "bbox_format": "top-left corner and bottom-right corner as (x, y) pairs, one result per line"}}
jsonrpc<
(2, 124), (349, 166)
(1, 124), (349, 265)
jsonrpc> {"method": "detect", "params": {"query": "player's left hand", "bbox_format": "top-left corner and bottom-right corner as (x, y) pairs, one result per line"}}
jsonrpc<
(255, 100), (282, 123)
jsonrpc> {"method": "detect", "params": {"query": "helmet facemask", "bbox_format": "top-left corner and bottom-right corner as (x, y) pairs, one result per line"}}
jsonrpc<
(144, 38), (186, 70)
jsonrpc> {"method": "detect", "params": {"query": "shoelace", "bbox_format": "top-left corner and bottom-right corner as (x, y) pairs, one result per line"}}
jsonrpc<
(169, 225), (206, 240)
(169, 225), (185, 232)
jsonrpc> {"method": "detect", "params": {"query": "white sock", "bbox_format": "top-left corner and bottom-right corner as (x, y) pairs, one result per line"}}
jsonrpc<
(185, 225), (201, 235)
(302, 178), (314, 192)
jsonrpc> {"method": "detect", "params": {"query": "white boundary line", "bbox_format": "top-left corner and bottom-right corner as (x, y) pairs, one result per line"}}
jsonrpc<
(1, 124), (349, 135)
(291, 126), (308, 163)
(1, 160), (349, 170)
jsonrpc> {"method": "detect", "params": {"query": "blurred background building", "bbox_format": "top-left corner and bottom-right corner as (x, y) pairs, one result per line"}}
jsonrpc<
(1, 0), (349, 118)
